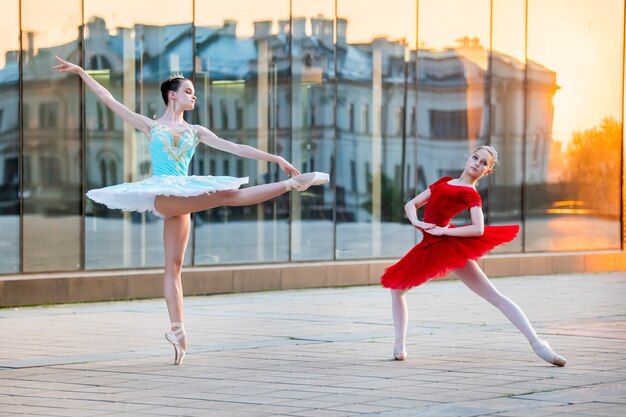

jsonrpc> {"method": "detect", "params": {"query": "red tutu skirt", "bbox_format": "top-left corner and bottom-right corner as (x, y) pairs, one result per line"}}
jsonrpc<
(380, 225), (519, 289)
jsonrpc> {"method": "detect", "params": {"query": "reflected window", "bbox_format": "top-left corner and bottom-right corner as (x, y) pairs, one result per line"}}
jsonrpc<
(40, 156), (61, 186)
(235, 101), (243, 129)
(208, 102), (214, 128)
(220, 100), (228, 130)
(39, 102), (58, 128)
(362, 105), (369, 134)
(430, 109), (481, 139)
(348, 103), (355, 131)
(236, 160), (244, 177)
(89, 54), (111, 70)
(23, 104), (30, 129)
(395, 107), (403, 135)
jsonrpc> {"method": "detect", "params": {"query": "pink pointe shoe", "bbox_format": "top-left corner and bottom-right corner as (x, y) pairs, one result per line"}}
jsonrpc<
(394, 341), (408, 361)
(531, 340), (566, 367)
(165, 322), (186, 365)
(285, 172), (330, 192)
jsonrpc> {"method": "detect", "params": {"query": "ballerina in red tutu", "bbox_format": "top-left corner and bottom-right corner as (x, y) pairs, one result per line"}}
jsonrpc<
(381, 146), (566, 366)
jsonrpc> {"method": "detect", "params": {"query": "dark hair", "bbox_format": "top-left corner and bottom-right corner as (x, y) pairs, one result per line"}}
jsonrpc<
(160, 76), (187, 105)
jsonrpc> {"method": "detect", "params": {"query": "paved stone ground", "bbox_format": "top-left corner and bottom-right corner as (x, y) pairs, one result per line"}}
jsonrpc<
(0, 272), (625, 417)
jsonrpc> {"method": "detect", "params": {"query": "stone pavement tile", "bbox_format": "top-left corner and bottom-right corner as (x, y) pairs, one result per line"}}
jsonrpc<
(129, 406), (275, 417)
(359, 402), (497, 417)
(232, 403), (319, 415)
(331, 378), (413, 391)
(261, 389), (331, 400)
(76, 401), (160, 414)
(454, 397), (566, 412)
(513, 381), (626, 404)
(327, 402), (399, 414)
(490, 408), (573, 417)
(286, 385), (365, 395)
(360, 397), (438, 409)
(0, 393), (63, 409)
(27, 407), (115, 417)
(538, 402), (626, 415)
(580, 404), (626, 416)
(0, 404), (109, 417)
(168, 399), (262, 412)
(256, 398), (353, 410)
(175, 392), (288, 406)
(284, 409), (358, 417)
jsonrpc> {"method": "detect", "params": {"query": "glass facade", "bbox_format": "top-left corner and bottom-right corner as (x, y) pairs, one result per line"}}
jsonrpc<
(0, 0), (624, 274)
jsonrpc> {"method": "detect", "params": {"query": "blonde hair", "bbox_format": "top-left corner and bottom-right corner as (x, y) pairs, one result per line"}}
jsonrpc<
(473, 145), (498, 167)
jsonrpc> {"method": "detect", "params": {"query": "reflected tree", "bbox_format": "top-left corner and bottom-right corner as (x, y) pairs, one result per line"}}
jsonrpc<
(564, 116), (621, 217)
(362, 174), (403, 222)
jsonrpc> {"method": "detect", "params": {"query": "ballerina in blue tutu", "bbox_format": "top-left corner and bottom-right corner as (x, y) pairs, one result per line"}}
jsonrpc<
(53, 56), (329, 365)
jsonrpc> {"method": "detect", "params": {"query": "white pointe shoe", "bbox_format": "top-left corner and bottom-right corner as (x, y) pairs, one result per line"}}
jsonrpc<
(165, 322), (186, 365)
(531, 340), (566, 367)
(285, 172), (330, 192)
(394, 342), (408, 361)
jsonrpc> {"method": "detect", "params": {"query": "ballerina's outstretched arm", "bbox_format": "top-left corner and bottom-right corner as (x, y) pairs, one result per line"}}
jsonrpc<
(194, 125), (300, 177)
(52, 56), (154, 135)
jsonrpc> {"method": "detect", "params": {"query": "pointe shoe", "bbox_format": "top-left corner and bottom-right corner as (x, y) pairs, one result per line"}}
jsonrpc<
(394, 342), (408, 361)
(531, 340), (566, 367)
(285, 172), (330, 192)
(165, 322), (186, 365)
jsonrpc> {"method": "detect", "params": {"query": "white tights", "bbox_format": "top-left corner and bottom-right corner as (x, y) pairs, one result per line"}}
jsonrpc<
(391, 260), (554, 359)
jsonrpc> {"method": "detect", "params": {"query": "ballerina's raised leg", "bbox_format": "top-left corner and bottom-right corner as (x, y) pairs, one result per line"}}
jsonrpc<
(155, 172), (328, 218)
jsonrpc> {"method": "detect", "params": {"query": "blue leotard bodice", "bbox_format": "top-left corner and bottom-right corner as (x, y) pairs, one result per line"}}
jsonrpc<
(149, 123), (199, 176)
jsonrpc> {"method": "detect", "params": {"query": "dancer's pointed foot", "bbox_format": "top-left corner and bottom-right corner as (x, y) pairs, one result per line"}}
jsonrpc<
(165, 322), (186, 365)
(531, 340), (566, 367)
(394, 341), (407, 361)
(284, 172), (329, 192)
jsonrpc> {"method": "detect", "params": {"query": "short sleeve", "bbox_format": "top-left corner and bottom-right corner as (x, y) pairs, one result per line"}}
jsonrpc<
(461, 189), (482, 208)
(428, 176), (453, 192)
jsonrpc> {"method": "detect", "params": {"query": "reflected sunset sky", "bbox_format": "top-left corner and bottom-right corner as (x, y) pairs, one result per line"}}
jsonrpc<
(1, 0), (623, 145)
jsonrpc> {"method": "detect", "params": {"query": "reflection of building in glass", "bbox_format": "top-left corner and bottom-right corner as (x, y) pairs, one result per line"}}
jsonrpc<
(0, 16), (556, 221)
(0, 0), (623, 285)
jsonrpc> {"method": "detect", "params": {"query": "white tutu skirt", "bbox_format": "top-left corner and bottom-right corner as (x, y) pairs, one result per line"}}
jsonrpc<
(87, 175), (249, 218)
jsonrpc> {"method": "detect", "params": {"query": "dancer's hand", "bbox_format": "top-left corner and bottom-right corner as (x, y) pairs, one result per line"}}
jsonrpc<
(276, 157), (301, 176)
(424, 226), (448, 236)
(412, 220), (436, 231)
(52, 56), (83, 74)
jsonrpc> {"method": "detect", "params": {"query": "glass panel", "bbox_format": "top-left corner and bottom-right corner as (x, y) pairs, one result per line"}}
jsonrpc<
(526, 0), (623, 251)
(83, 1), (193, 269)
(193, 0), (291, 265)
(290, 1), (335, 261)
(22, 0), (82, 272)
(415, 1), (492, 234)
(489, 0), (525, 253)
(336, 0), (417, 259)
(0, 0), (20, 273)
